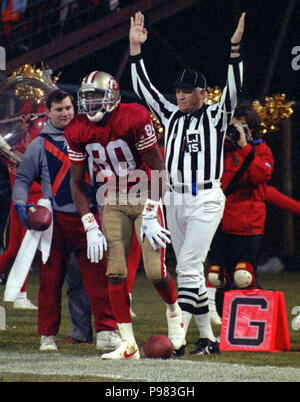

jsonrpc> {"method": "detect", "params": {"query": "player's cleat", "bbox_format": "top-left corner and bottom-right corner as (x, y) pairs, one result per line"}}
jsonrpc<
(190, 338), (220, 355)
(209, 310), (222, 325)
(39, 335), (58, 351)
(166, 309), (185, 351)
(100, 340), (140, 360)
(173, 339), (186, 356)
(13, 298), (38, 310)
(96, 330), (122, 350)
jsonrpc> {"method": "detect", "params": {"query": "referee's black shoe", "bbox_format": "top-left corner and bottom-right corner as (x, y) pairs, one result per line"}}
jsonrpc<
(190, 338), (220, 355)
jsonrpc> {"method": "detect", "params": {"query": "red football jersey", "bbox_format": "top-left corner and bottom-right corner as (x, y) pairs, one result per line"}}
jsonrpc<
(65, 103), (157, 190)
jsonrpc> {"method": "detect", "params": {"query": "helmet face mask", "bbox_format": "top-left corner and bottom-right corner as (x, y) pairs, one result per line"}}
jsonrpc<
(77, 71), (120, 122)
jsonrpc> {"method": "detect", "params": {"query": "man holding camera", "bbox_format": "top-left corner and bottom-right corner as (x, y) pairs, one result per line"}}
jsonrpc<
(207, 104), (274, 315)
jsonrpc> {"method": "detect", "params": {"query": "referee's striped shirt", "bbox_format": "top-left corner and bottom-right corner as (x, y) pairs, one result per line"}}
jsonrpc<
(130, 54), (243, 194)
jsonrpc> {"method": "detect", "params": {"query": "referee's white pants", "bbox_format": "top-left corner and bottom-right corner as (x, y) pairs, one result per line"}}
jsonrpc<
(165, 188), (225, 291)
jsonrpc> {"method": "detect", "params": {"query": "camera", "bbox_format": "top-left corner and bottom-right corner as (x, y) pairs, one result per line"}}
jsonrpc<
(226, 123), (250, 142)
(226, 125), (240, 141)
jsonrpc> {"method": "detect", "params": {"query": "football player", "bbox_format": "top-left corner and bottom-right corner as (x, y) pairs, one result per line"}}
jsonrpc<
(65, 71), (185, 360)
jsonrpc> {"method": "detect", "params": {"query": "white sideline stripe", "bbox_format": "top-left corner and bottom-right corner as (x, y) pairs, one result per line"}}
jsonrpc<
(0, 352), (300, 382)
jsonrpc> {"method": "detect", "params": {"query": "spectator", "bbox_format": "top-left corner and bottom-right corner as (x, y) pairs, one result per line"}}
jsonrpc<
(207, 104), (274, 316)
(12, 89), (119, 351)
(0, 105), (46, 309)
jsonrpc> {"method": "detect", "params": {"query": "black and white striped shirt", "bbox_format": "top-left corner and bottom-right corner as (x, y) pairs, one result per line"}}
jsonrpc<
(130, 54), (243, 194)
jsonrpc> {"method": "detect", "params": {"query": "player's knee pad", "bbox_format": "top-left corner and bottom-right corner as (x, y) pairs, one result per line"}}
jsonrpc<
(207, 265), (229, 289)
(233, 262), (256, 289)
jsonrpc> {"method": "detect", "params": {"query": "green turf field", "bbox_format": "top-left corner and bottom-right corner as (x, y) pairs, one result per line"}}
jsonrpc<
(0, 267), (300, 382)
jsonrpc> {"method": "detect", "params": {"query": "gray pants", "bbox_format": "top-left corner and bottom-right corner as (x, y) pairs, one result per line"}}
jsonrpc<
(66, 253), (93, 343)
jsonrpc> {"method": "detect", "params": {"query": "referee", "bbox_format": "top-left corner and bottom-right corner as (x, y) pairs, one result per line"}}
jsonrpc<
(129, 11), (245, 355)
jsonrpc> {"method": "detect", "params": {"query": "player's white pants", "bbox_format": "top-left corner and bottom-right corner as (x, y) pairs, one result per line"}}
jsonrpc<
(165, 188), (225, 291)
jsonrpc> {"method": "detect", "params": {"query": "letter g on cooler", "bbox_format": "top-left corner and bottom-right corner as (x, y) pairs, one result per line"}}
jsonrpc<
(220, 289), (290, 352)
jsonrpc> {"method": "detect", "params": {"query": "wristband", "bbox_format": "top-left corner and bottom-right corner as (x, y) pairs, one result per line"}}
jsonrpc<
(230, 41), (241, 46)
(81, 212), (98, 231)
(142, 198), (160, 218)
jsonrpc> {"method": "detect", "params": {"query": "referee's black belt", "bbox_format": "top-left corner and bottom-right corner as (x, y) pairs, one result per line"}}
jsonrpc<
(169, 181), (214, 194)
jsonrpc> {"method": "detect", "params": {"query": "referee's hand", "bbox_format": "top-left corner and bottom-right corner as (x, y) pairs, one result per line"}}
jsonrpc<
(130, 11), (148, 55)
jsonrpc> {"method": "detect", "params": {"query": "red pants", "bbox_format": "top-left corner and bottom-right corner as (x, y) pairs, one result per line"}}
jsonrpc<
(38, 211), (116, 335)
(0, 202), (26, 273)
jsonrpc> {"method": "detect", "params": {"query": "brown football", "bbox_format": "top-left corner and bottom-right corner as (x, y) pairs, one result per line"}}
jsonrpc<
(143, 334), (174, 359)
(28, 205), (52, 231)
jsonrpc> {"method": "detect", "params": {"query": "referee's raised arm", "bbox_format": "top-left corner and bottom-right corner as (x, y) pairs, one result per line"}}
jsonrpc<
(230, 12), (246, 59)
(129, 11), (176, 125)
(215, 12), (245, 131)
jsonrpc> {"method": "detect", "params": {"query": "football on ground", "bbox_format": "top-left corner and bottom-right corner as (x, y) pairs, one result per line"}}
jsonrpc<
(143, 334), (174, 359)
(28, 205), (52, 231)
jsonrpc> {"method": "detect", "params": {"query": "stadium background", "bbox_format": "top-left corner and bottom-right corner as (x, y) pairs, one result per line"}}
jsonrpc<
(1, 0), (300, 265)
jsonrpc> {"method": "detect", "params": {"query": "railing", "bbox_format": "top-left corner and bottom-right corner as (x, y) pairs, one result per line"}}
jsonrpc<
(0, 0), (134, 61)
(2, 0), (200, 75)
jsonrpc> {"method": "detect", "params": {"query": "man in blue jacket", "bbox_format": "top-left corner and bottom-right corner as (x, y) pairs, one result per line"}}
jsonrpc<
(13, 89), (120, 351)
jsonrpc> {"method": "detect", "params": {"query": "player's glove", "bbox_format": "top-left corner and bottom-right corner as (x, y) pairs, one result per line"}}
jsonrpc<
(140, 199), (171, 251)
(81, 212), (107, 263)
(15, 203), (34, 230)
